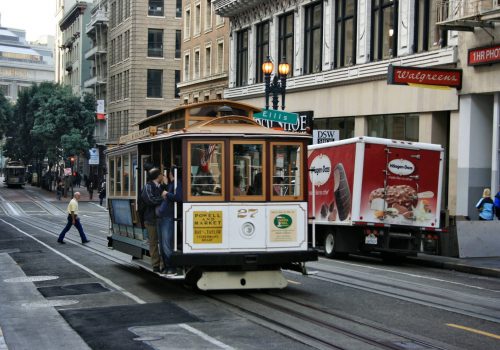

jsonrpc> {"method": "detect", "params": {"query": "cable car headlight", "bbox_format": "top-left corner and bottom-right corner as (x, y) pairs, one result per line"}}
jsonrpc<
(241, 222), (255, 238)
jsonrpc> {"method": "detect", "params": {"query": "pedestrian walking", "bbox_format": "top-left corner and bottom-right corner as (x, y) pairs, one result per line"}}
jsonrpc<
(99, 179), (106, 206)
(494, 188), (500, 220)
(141, 168), (167, 273)
(56, 181), (63, 200)
(476, 188), (495, 221)
(57, 192), (90, 244)
(157, 166), (183, 275)
(87, 180), (94, 200)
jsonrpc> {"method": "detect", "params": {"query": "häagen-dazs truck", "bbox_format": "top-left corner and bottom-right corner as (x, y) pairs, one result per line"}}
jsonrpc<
(308, 137), (444, 259)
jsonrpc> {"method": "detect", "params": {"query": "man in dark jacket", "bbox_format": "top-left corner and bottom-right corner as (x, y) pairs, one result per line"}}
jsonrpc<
(157, 167), (183, 275)
(141, 168), (167, 272)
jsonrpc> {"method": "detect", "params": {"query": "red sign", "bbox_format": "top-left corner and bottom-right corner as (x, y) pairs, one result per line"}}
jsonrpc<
(96, 113), (106, 120)
(387, 65), (462, 89)
(468, 44), (500, 66)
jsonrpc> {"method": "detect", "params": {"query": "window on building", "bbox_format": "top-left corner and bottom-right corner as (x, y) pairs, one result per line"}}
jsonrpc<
(110, 1), (116, 27)
(205, 45), (211, 77)
(184, 53), (190, 81)
(122, 110), (129, 136)
(148, 0), (164, 16)
(175, 30), (181, 58)
(124, 70), (129, 98)
(118, 0), (123, 23)
(175, 70), (180, 98)
(313, 117), (355, 140)
(110, 39), (115, 64)
(110, 75), (115, 101)
(148, 28), (163, 57)
(278, 12), (294, 77)
(147, 69), (163, 98)
(124, 30), (130, 59)
(304, 1), (323, 74)
(117, 73), (122, 100)
(117, 35), (122, 62)
(17, 85), (30, 94)
(236, 29), (248, 86)
(194, 3), (201, 35)
(367, 114), (419, 142)
(194, 49), (200, 79)
(217, 40), (224, 73)
(176, 0), (182, 18)
(205, 0), (212, 30)
(255, 21), (269, 84)
(335, 0), (357, 68)
(371, 0), (398, 61)
(185, 8), (191, 39)
(0, 85), (9, 96)
(147, 109), (162, 117)
(216, 14), (224, 26)
(414, 0), (442, 52)
(125, 0), (130, 18)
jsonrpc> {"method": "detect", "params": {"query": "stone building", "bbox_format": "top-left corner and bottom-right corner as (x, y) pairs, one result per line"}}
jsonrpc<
(178, 0), (230, 103)
(106, 0), (183, 143)
(214, 0), (500, 225)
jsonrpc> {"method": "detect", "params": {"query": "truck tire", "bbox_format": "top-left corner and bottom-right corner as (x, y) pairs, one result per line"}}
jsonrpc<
(324, 233), (336, 258)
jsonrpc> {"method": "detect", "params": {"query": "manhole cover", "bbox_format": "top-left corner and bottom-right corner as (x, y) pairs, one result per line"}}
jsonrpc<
(4, 276), (59, 283)
(38, 283), (110, 297)
(22, 299), (79, 309)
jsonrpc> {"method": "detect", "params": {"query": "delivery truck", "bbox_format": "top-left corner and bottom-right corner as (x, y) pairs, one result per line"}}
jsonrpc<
(308, 137), (444, 259)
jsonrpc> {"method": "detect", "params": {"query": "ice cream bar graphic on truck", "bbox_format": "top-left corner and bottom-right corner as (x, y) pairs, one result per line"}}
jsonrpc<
(308, 137), (444, 259)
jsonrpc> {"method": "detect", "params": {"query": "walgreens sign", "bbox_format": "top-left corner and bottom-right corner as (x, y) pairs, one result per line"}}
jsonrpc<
(387, 65), (462, 89)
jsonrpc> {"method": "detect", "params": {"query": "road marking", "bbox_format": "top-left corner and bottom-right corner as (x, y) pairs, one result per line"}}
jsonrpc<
(5, 203), (20, 216)
(178, 324), (234, 350)
(317, 258), (500, 293)
(0, 218), (146, 305)
(287, 279), (301, 285)
(0, 326), (8, 350)
(446, 323), (500, 340)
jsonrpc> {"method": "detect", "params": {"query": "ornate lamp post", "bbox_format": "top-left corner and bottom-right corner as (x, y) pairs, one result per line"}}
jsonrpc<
(262, 56), (290, 110)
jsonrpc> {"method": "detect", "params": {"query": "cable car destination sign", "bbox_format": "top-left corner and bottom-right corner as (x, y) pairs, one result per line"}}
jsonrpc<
(387, 65), (462, 89)
(254, 109), (298, 125)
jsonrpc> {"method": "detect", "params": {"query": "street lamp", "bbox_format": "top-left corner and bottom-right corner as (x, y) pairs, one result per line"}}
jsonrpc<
(262, 56), (290, 110)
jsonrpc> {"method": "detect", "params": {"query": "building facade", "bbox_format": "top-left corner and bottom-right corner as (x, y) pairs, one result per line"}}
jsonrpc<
(178, 0), (229, 103)
(106, 0), (182, 143)
(0, 27), (54, 101)
(215, 0), (497, 223)
(56, 1), (93, 95)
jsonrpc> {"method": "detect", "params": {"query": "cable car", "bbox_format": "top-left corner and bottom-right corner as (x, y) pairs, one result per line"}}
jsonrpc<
(106, 100), (317, 290)
(4, 161), (26, 187)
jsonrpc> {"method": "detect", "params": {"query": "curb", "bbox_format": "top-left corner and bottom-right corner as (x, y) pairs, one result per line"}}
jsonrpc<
(407, 256), (500, 279)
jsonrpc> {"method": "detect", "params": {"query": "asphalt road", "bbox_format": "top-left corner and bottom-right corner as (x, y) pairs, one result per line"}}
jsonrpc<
(0, 184), (499, 350)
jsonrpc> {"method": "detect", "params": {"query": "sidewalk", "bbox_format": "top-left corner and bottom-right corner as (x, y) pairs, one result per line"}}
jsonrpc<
(408, 254), (500, 278)
(25, 183), (99, 203)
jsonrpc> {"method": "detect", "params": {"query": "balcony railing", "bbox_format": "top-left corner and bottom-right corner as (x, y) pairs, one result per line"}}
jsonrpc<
(437, 0), (500, 29)
(86, 9), (109, 34)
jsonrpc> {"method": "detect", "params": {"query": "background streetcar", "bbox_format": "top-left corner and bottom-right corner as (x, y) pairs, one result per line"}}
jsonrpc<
(4, 161), (26, 187)
(106, 100), (317, 290)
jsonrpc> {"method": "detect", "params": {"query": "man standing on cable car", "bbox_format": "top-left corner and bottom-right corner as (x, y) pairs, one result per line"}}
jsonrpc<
(142, 168), (167, 273)
(157, 166), (183, 275)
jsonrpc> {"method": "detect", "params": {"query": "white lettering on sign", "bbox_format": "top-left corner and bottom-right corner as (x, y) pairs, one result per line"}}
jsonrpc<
(395, 70), (458, 83)
(388, 159), (415, 176)
(309, 154), (331, 186)
(254, 114), (309, 132)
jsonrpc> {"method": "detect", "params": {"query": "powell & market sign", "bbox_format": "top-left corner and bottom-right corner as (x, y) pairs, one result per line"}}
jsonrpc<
(387, 65), (462, 89)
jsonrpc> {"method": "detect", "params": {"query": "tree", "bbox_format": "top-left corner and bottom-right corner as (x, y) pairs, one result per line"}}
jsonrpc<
(4, 83), (96, 166)
(0, 90), (12, 139)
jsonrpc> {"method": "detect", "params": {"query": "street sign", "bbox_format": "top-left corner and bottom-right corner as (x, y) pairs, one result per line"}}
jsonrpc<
(313, 129), (340, 144)
(254, 109), (298, 125)
(89, 148), (99, 165)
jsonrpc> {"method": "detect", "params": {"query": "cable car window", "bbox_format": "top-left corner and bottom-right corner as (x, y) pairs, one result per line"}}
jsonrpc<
(131, 153), (138, 195)
(188, 141), (224, 201)
(271, 142), (303, 201)
(231, 141), (265, 201)
(123, 154), (130, 196)
(109, 158), (115, 196)
(116, 156), (122, 196)
(188, 106), (249, 117)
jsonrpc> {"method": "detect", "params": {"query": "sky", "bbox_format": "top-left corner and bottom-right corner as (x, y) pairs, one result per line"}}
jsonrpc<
(0, 0), (56, 41)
